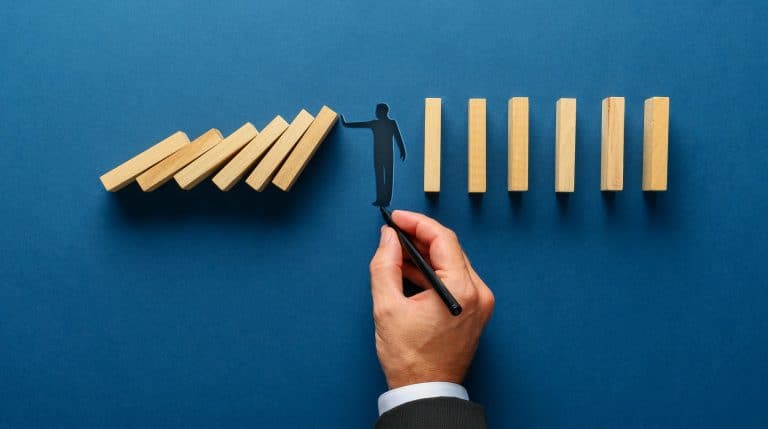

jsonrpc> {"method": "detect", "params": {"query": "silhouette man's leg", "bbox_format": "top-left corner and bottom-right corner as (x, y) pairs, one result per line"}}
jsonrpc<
(382, 155), (393, 206)
(374, 155), (386, 206)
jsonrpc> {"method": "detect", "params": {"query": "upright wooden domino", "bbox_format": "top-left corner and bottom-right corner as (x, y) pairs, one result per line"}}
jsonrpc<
(642, 97), (670, 191)
(273, 106), (339, 191)
(174, 123), (258, 190)
(555, 98), (576, 193)
(213, 116), (289, 191)
(100, 131), (189, 191)
(601, 97), (625, 191)
(423, 98), (441, 193)
(246, 110), (315, 191)
(468, 98), (486, 193)
(507, 97), (529, 191)
(136, 129), (223, 192)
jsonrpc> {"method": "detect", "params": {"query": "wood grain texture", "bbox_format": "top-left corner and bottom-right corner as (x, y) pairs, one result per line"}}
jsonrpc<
(555, 98), (576, 193)
(601, 97), (625, 191)
(246, 110), (314, 191)
(507, 97), (529, 191)
(642, 97), (670, 191)
(100, 131), (189, 191)
(213, 116), (288, 191)
(423, 98), (441, 193)
(174, 123), (258, 190)
(273, 106), (338, 191)
(136, 129), (223, 192)
(468, 98), (486, 193)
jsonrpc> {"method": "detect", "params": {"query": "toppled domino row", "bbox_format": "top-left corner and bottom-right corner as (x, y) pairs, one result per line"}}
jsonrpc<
(100, 106), (338, 192)
(423, 97), (670, 193)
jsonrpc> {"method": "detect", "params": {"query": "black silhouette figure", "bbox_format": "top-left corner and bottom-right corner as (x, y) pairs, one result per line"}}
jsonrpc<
(341, 103), (406, 207)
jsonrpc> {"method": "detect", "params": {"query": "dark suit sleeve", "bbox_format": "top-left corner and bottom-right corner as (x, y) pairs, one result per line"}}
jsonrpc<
(375, 397), (487, 429)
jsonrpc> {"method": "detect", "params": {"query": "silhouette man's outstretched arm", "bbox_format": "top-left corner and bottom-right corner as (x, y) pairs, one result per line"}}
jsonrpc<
(394, 121), (406, 161)
(341, 115), (373, 129)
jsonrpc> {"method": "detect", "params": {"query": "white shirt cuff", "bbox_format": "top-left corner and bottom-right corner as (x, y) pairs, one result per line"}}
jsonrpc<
(377, 382), (469, 415)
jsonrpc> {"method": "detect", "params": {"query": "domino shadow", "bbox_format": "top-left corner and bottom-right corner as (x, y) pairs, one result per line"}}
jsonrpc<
(425, 192), (439, 209)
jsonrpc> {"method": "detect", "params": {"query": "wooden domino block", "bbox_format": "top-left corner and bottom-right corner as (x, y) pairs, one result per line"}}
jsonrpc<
(507, 97), (529, 191)
(136, 129), (223, 192)
(601, 97), (625, 191)
(213, 116), (289, 191)
(273, 106), (339, 191)
(174, 123), (258, 190)
(246, 110), (314, 191)
(555, 98), (576, 193)
(424, 98), (441, 193)
(100, 131), (189, 191)
(468, 98), (486, 193)
(642, 97), (670, 191)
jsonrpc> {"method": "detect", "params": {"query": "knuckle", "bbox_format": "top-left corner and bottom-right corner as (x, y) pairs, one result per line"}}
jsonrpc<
(369, 259), (389, 275)
(483, 289), (496, 311)
(443, 228), (459, 243)
(373, 302), (393, 321)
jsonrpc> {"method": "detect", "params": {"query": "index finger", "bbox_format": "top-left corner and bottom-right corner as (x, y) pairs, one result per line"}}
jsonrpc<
(390, 210), (467, 273)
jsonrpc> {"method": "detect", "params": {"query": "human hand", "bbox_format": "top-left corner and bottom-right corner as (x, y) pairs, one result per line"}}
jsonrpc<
(369, 210), (494, 389)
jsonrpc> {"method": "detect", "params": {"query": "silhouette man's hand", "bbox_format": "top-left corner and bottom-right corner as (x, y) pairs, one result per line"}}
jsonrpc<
(369, 210), (494, 389)
(400, 151), (406, 162)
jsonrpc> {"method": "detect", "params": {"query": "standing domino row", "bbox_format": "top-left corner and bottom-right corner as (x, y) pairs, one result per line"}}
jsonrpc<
(423, 97), (670, 193)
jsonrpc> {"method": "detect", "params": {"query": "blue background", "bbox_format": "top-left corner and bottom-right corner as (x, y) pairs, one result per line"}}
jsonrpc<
(1, 1), (767, 427)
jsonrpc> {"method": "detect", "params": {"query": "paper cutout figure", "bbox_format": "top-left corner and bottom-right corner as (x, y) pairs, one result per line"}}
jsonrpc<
(341, 103), (406, 207)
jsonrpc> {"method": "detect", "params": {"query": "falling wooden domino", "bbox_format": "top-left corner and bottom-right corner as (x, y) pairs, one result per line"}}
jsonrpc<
(507, 97), (529, 191)
(423, 98), (441, 193)
(555, 98), (576, 193)
(273, 106), (338, 191)
(246, 110), (315, 191)
(468, 98), (486, 193)
(100, 131), (189, 192)
(601, 97), (625, 191)
(174, 123), (258, 190)
(643, 97), (670, 191)
(213, 116), (289, 191)
(136, 129), (223, 192)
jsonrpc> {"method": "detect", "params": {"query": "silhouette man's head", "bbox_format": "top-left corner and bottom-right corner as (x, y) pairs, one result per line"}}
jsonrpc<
(375, 103), (389, 119)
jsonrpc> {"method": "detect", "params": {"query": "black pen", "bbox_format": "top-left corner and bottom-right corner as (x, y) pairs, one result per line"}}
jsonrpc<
(379, 207), (462, 316)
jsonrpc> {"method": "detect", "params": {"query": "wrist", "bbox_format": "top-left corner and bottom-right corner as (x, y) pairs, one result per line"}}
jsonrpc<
(385, 370), (465, 390)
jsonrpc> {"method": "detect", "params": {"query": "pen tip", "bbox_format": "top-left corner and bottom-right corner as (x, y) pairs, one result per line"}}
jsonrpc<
(379, 206), (394, 225)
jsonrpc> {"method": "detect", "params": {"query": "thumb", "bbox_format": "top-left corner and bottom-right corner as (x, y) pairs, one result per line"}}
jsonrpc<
(370, 226), (405, 303)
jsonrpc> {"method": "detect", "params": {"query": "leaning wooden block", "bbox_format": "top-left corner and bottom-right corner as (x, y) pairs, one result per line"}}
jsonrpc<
(213, 115), (289, 191)
(246, 110), (314, 191)
(601, 97), (625, 191)
(273, 106), (338, 191)
(555, 98), (576, 192)
(507, 97), (529, 191)
(136, 129), (223, 192)
(100, 131), (189, 191)
(468, 98), (486, 193)
(424, 98), (441, 193)
(643, 97), (670, 191)
(174, 123), (258, 190)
